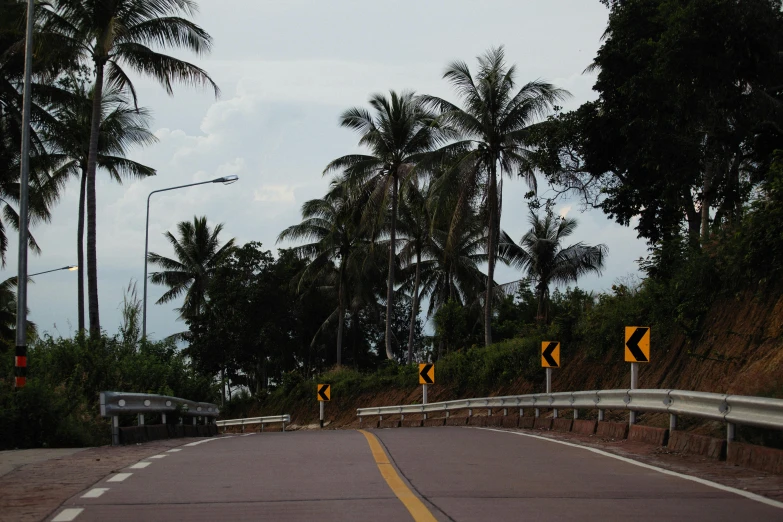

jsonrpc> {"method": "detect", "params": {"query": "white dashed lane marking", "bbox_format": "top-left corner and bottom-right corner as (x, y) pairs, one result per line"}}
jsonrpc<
(51, 508), (83, 521)
(107, 473), (132, 482)
(129, 462), (151, 469)
(166, 448), (182, 452)
(148, 454), (167, 459)
(80, 488), (109, 499)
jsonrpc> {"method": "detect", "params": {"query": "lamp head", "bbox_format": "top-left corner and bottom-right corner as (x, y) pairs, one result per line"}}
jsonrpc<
(213, 174), (239, 185)
(67, 265), (78, 271)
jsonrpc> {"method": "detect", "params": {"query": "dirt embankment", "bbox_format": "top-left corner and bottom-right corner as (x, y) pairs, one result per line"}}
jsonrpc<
(257, 289), (783, 430)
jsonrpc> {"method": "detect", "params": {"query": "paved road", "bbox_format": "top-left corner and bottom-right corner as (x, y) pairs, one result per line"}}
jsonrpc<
(53, 427), (782, 521)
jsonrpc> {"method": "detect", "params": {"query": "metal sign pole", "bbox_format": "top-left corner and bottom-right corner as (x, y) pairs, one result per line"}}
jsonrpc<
(629, 362), (638, 425)
(422, 384), (428, 405)
(319, 400), (324, 428)
(546, 367), (552, 394)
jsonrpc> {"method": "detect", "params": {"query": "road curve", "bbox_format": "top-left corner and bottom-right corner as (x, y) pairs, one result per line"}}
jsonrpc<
(53, 427), (782, 521)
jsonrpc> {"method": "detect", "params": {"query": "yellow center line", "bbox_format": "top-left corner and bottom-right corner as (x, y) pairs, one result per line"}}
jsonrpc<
(359, 429), (438, 522)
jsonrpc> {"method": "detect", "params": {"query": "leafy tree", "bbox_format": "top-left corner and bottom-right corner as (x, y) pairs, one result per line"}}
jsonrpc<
(44, 0), (219, 335)
(325, 91), (445, 360)
(147, 216), (235, 323)
(46, 79), (156, 331)
(498, 211), (607, 324)
(422, 46), (568, 346)
(537, 0), (783, 245)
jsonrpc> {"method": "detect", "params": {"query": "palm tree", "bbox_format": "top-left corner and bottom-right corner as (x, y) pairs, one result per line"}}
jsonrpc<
(147, 216), (235, 323)
(396, 179), (433, 364)
(324, 90), (446, 361)
(498, 211), (607, 324)
(46, 80), (156, 332)
(0, 277), (36, 344)
(422, 46), (568, 346)
(44, 0), (219, 335)
(277, 180), (370, 366)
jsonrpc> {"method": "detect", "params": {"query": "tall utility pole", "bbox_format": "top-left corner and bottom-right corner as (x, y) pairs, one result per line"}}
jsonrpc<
(15, 0), (34, 389)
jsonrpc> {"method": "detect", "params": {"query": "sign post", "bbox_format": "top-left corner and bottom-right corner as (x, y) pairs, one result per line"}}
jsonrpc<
(625, 327), (650, 425)
(419, 363), (434, 406)
(317, 384), (330, 428)
(542, 342), (560, 417)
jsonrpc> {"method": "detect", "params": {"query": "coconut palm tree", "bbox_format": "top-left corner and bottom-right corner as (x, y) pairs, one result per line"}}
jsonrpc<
(277, 180), (371, 366)
(44, 0), (219, 335)
(147, 216), (235, 323)
(498, 211), (607, 324)
(422, 46), (568, 346)
(46, 80), (157, 332)
(395, 178), (433, 364)
(324, 90), (447, 361)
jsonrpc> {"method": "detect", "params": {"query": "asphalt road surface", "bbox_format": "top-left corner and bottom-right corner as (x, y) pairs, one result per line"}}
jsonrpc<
(53, 427), (783, 521)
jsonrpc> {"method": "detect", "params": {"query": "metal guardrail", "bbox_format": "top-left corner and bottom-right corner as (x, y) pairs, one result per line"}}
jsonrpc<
(356, 388), (783, 436)
(216, 415), (291, 432)
(100, 391), (220, 446)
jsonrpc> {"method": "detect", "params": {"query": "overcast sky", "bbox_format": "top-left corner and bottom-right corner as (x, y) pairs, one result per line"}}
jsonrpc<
(4, 0), (648, 340)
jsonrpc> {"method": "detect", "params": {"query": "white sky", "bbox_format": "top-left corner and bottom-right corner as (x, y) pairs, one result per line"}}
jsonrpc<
(3, 0), (647, 340)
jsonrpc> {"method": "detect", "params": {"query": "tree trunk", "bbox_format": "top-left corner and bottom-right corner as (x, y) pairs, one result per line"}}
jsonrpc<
(336, 266), (345, 366)
(86, 62), (104, 337)
(700, 163), (714, 243)
(407, 247), (421, 364)
(77, 167), (86, 333)
(484, 166), (498, 346)
(385, 173), (398, 360)
(220, 367), (226, 406)
(536, 284), (547, 325)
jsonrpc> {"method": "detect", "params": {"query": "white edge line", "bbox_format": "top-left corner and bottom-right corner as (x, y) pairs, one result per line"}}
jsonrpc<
(51, 507), (84, 521)
(478, 427), (783, 510)
(80, 488), (109, 499)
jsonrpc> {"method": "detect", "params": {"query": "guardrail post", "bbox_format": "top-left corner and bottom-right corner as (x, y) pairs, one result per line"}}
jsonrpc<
(519, 408), (523, 417)
(112, 416), (119, 446)
(534, 408), (540, 418)
(669, 414), (677, 430)
(193, 417), (197, 427)
(503, 408), (508, 416)
(445, 411), (450, 418)
(138, 414), (144, 426)
(487, 408), (491, 416)
(282, 421), (286, 432)
(162, 413), (167, 424)
(553, 408), (558, 419)
(573, 409), (578, 420)
(727, 422), (736, 448)
(468, 408), (473, 417)
(598, 409), (604, 421)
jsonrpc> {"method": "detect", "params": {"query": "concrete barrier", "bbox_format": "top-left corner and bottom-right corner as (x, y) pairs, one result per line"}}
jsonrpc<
(667, 431), (726, 460)
(628, 425), (669, 446)
(402, 419), (423, 428)
(423, 418), (445, 427)
(596, 421), (629, 439)
(552, 418), (573, 432)
(727, 442), (783, 475)
(534, 418), (553, 430)
(502, 416), (519, 429)
(445, 417), (468, 426)
(484, 416), (505, 427)
(519, 417), (535, 429)
(572, 419), (597, 435)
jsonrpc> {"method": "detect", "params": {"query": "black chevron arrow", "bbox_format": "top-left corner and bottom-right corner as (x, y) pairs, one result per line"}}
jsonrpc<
(543, 342), (559, 367)
(419, 363), (434, 384)
(626, 328), (649, 362)
(318, 385), (330, 401)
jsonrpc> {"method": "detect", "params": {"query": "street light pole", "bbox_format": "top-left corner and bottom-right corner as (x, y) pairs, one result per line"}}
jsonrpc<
(29, 266), (78, 277)
(15, 0), (34, 389)
(142, 175), (239, 339)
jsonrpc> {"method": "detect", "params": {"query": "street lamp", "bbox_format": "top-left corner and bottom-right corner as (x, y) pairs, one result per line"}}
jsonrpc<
(142, 175), (239, 338)
(29, 265), (78, 277)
